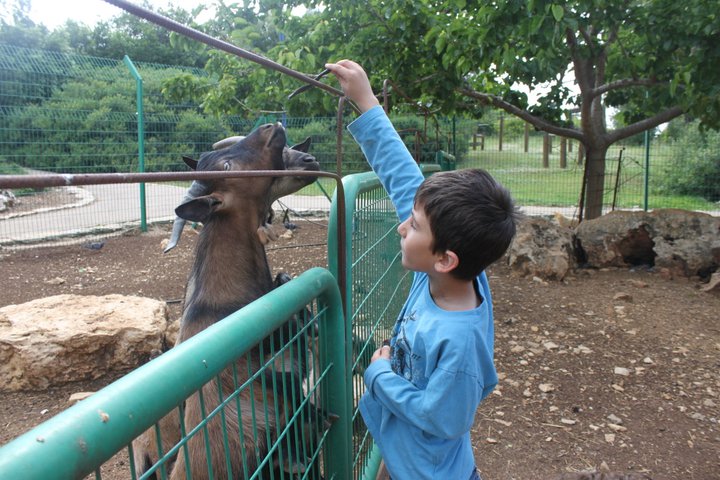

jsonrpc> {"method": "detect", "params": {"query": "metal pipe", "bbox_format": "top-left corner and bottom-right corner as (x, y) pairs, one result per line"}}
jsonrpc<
(0, 168), (349, 338)
(0, 170), (326, 189)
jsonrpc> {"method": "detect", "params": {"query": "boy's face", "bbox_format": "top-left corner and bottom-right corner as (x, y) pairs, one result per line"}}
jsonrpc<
(397, 204), (439, 273)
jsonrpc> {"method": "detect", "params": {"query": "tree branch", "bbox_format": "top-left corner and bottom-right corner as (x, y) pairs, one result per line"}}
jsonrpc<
(457, 87), (583, 141)
(593, 78), (660, 96)
(606, 106), (685, 144)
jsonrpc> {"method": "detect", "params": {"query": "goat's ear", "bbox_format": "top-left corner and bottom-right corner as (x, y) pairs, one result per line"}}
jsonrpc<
(290, 137), (311, 152)
(183, 156), (199, 170)
(175, 194), (222, 223)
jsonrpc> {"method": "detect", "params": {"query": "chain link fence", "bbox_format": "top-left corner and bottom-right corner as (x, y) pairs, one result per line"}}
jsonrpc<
(1, 45), (718, 247)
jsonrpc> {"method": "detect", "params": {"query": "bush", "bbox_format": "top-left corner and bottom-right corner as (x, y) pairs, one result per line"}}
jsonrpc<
(656, 122), (720, 202)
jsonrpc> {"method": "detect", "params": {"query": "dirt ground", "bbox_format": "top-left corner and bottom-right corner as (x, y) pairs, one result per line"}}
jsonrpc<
(0, 218), (719, 480)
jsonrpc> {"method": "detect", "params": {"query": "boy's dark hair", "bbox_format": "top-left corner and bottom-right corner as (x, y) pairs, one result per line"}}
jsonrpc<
(414, 168), (519, 280)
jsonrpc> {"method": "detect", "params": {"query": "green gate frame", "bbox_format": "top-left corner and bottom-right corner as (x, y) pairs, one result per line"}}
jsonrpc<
(0, 267), (350, 479)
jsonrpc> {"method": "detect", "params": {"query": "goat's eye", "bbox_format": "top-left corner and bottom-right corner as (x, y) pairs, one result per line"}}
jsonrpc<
(223, 161), (230, 171)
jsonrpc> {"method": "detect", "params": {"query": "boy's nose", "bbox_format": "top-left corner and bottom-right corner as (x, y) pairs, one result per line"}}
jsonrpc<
(397, 218), (409, 237)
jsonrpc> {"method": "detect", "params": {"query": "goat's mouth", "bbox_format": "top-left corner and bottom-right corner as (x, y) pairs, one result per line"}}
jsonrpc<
(290, 162), (320, 186)
(268, 123), (287, 147)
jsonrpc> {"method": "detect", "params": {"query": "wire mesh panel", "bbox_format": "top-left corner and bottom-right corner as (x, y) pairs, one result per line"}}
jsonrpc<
(0, 267), (351, 480)
(327, 165), (440, 480)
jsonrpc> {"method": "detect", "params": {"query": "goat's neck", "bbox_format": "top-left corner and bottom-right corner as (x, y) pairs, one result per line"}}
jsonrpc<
(179, 210), (273, 340)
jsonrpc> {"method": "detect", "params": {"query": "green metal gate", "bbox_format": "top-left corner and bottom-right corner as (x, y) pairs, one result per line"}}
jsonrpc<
(0, 267), (350, 480)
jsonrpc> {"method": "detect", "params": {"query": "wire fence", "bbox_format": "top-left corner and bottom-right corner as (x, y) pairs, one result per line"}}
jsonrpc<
(1, 44), (718, 248)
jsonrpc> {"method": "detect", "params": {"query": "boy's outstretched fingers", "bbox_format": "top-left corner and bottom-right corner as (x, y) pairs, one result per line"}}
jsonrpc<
(324, 60), (379, 112)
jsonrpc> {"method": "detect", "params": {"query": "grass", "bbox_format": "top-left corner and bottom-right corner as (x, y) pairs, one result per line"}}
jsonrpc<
(0, 160), (41, 196)
(297, 178), (338, 199)
(462, 138), (719, 213)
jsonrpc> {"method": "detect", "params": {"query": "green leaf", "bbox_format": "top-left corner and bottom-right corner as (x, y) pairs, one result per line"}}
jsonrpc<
(551, 4), (564, 22)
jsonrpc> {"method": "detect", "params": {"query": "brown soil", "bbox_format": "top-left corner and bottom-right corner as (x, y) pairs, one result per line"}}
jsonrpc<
(0, 219), (718, 480)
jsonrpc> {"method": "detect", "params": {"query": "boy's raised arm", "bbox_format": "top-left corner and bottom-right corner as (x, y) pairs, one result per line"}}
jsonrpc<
(326, 60), (424, 221)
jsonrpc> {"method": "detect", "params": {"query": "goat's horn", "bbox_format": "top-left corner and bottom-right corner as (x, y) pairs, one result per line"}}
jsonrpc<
(163, 180), (209, 253)
(212, 135), (245, 150)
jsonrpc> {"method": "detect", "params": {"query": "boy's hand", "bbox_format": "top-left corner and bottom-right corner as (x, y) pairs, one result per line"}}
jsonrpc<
(324, 60), (380, 113)
(371, 343), (392, 363)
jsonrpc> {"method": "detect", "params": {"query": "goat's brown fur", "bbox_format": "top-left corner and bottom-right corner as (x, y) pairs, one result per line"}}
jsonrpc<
(132, 123), (320, 479)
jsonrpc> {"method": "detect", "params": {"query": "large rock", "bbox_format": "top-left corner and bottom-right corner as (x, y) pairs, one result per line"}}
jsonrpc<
(507, 217), (577, 280)
(576, 209), (720, 278)
(0, 294), (169, 392)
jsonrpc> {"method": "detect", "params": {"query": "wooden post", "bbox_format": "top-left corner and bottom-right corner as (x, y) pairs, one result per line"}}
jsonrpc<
(560, 138), (567, 168)
(578, 143), (585, 165)
(524, 123), (529, 153)
(542, 134), (550, 168)
(498, 115), (504, 151)
(472, 133), (485, 151)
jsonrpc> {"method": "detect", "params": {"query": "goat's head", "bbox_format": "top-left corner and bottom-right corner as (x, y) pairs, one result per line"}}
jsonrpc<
(164, 129), (319, 252)
(174, 123), (287, 224)
(213, 134), (319, 200)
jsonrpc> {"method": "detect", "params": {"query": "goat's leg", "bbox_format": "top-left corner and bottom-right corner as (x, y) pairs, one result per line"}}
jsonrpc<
(132, 408), (181, 478)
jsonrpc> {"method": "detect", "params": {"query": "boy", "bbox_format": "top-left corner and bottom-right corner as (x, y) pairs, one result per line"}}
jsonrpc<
(325, 60), (519, 480)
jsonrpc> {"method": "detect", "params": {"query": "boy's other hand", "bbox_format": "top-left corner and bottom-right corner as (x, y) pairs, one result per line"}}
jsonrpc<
(371, 344), (392, 363)
(324, 60), (380, 113)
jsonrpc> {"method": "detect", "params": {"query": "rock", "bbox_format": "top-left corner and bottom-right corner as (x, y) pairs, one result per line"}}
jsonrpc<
(507, 217), (577, 281)
(575, 209), (720, 278)
(539, 383), (555, 393)
(607, 413), (624, 425)
(68, 391), (95, 403)
(0, 294), (169, 392)
(612, 292), (633, 302)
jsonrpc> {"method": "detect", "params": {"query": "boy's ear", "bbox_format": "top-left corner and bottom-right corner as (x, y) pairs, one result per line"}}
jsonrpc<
(435, 250), (460, 274)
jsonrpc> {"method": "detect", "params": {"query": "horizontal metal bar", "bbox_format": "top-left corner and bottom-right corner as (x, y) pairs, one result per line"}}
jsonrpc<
(0, 170), (337, 190)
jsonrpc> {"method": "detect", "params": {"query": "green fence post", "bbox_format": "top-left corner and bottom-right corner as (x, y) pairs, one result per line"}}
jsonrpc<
(123, 55), (147, 232)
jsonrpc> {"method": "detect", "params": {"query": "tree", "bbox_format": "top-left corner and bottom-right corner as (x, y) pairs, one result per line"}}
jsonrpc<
(161, 1), (331, 117)
(274, 0), (720, 219)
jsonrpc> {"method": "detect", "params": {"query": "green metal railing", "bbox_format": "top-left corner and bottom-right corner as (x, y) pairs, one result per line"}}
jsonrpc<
(328, 165), (440, 480)
(0, 267), (351, 480)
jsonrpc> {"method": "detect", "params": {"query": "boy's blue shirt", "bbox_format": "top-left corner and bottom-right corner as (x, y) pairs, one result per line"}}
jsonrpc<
(349, 105), (498, 479)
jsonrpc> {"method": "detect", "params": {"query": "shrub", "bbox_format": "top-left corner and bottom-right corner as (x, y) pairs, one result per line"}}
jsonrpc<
(656, 122), (720, 202)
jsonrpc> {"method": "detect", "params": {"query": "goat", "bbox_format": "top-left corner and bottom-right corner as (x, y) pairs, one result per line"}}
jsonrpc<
(163, 136), (316, 253)
(132, 123), (323, 479)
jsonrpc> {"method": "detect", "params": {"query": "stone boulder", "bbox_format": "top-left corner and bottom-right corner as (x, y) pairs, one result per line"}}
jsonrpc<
(507, 217), (577, 280)
(576, 209), (720, 278)
(0, 294), (169, 392)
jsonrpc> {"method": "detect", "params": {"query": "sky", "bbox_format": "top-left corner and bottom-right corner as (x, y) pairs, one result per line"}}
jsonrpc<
(27, 0), (211, 30)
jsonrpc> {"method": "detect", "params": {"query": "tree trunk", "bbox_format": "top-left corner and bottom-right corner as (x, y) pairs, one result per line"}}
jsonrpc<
(583, 145), (609, 220)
